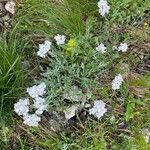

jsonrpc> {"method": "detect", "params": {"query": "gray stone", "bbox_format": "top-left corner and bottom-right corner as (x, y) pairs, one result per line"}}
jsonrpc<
(2, 14), (9, 20)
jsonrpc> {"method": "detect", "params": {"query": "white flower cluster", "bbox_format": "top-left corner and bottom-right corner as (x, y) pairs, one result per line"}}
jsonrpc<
(96, 43), (107, 54)
(27, 82), (46, 98)
(14, 98), (29, 116)
(14, 83), (47, 127)
(37, 40), (52, 58)
(98, 0), (110, 16)
(112, 74), (123, 90)
(34, 97), (47, 115)
(89, 100), (107, 119)
(23, 114), (41, 127)
(118, 43), (128, 52)
(54, 34), (66, 45)
(37, 34), (66, 58)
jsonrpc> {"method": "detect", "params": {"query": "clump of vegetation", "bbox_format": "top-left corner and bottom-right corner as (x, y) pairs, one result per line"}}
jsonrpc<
(0, 32), (28, 118)
(0, 0), (150, 149)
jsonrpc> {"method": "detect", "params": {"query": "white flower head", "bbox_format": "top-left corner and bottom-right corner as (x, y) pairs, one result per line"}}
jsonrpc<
(23, 114), (41, 127)
(27, 82), (46, 98)
(54, 34), (66, 45)
(37, 40), (52, 58)
(118, 43), (128, 52)
(33, 97), (47, 115)
(96, 43), (107, 54)
(89, 100), (107, 119)
(112, 74), (123, 90)
(14, 98), (29, 116)
(98, 0), (110, 16)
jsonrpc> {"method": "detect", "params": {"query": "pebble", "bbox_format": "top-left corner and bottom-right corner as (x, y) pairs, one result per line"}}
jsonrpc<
(5, 0), (16, 15)
(2, 14), (10, 21)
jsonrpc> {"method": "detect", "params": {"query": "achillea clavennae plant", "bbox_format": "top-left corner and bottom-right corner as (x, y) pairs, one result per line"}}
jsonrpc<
(15, 6), (129, 126)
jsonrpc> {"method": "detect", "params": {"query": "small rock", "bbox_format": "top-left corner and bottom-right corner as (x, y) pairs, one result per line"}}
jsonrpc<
(84, 103), (91, 108)
(63, 86), (84, 102)
(64, 105), (78, 120)
(4, 21), (9, 27)
(118, 122), (128, 130)
(5, 1), (16, 15)
(2, 14), (10, 21)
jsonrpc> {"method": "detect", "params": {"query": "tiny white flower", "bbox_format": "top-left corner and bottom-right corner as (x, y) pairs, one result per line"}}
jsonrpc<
(112, 74), (123, 90)
(27, 82), (46, 98)
(89, 100), (107, 119)
(96, 43), (107, 54)
(33, 97), (47, 115)
(54, 34), (66, 45)
(118, 43), (128, 52)
(23, 114), (41, 127)
(33, 97), (45, 108)
(14, 98), (29, 116)
(98, 0), (110, 16)
(37, 40), (52, 58)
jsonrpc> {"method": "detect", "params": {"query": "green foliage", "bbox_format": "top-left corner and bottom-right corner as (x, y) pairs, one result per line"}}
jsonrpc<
(16, 0), (97, 37)
(0, 32), (28, 118)
(109, 0), (150, 24)
(125, 97), (135, 122)
(42, 26), (115, 105)
(0, 121), (12, 149)
(125, 94), (145, 122)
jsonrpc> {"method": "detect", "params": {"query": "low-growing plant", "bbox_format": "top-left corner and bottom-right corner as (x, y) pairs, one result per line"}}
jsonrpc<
(0, 0), (149, 149)
(42, 25), (120, 106)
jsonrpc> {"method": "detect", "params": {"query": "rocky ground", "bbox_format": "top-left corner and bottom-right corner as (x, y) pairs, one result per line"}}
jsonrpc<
(0, 0), (16, 31)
